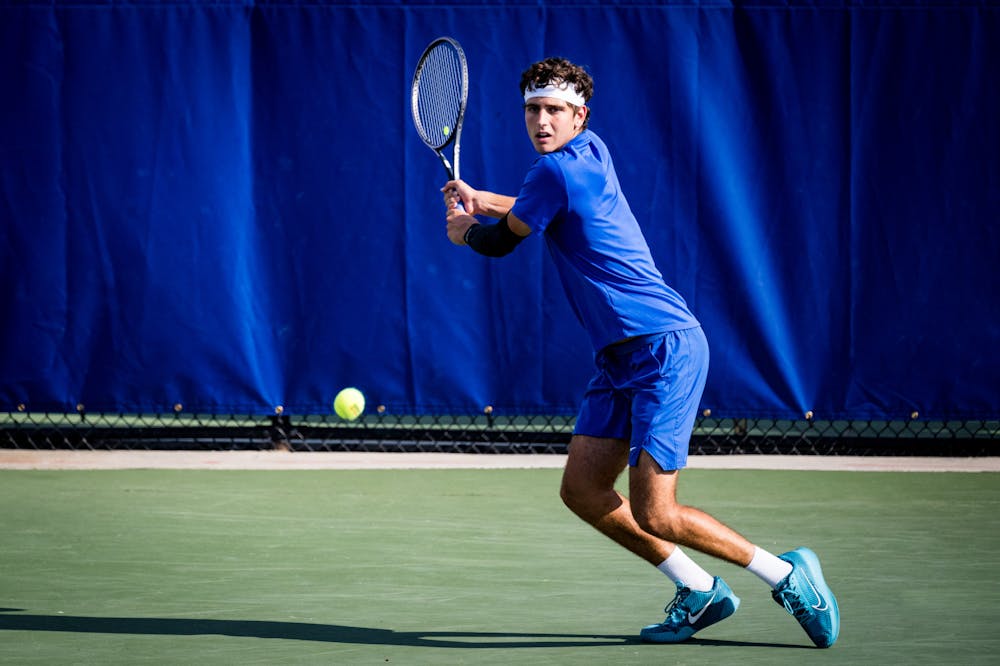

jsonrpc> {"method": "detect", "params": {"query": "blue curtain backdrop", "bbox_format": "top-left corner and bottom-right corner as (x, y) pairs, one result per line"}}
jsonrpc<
(1, 1), (997, 419)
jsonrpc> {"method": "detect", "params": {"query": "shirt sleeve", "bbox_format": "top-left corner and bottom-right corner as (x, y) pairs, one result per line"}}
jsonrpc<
(510, 156), (567, 234)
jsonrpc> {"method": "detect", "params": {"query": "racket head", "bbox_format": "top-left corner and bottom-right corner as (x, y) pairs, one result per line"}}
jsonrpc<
(410, 37), (468, 153)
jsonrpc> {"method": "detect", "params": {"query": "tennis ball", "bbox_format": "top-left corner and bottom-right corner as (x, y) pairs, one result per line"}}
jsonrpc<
(334, 387), (365, 421)
(442, 125), (450, 136)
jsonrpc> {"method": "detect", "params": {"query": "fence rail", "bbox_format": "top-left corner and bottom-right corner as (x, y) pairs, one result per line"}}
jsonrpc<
(2, 411), (996, 457)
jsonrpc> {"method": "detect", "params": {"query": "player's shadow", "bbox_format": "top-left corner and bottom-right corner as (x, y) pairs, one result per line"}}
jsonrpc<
(0, 609), (805, 649)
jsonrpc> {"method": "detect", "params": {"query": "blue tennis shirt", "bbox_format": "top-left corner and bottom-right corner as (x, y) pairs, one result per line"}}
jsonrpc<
(511, 130), (698, 352)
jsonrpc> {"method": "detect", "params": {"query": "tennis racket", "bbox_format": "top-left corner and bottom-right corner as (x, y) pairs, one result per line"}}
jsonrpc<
(410, 36), (469, 210)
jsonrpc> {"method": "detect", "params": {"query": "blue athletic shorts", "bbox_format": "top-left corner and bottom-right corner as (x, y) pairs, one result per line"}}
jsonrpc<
(573, 326), (709, 471)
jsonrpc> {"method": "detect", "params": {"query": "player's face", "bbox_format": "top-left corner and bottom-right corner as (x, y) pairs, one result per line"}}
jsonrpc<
(523, 97), (587, 153)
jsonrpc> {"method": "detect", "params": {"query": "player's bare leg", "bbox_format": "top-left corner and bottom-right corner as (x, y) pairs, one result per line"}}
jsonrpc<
(559, 434), (672, 565)
(560, 435), (755, 566)
(628, 450), (755, 566)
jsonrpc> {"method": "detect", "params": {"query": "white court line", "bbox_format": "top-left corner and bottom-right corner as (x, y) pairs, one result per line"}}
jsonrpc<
(0, 449), (998, 472)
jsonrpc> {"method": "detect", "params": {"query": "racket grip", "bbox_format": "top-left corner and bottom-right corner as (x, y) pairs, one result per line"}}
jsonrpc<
(449, 187), (466, 213)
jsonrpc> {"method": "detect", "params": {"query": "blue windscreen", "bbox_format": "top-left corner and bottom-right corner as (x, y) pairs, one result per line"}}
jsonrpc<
(1, 1), (997, 420)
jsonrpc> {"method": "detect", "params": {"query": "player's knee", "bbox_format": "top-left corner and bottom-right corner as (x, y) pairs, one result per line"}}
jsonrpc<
(559, 475), (587, 514)
(560, 474), (610, 522)
(633, 503), (684, 541)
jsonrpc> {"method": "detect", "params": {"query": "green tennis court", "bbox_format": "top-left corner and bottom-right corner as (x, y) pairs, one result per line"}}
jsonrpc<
(2, 467), (998, 664)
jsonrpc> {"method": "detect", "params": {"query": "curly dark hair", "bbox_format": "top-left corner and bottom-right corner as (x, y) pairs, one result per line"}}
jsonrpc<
(519, 57), (594, 128)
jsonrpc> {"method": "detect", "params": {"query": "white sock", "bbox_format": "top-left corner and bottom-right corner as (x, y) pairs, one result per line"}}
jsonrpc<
(745, 546), (794, 588)
(656, 547), (716, 592)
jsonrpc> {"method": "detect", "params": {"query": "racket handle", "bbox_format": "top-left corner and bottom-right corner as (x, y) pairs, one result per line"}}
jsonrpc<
(449, 187), (466, 213)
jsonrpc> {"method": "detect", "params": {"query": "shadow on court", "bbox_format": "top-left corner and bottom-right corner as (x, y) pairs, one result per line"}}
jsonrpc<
(0, 609), (806, 649)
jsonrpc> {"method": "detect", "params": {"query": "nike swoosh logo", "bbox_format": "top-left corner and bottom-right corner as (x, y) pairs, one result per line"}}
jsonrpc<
(803, 572), (829, 611)
(687, 589), (718, 624)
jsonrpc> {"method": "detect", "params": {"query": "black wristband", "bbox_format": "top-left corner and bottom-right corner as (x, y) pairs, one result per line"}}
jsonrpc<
(463, 214), (526, 258)
(463, 224), (479, 245)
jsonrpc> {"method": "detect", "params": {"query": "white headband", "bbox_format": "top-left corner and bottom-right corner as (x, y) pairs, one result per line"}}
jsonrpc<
(524, 81), (587, 107)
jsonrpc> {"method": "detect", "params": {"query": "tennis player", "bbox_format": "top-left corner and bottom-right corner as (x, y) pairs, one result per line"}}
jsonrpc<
(442, 57), (839, 647)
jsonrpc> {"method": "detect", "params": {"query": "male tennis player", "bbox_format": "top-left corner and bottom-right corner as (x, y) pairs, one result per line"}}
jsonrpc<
(442, 57), (839, 647)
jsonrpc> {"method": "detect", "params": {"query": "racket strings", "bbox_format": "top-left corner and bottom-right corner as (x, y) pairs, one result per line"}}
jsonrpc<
(414, 45), (465, 149)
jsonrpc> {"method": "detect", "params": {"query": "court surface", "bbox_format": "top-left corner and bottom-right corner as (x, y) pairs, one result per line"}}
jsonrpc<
(2, 452), (998, 664)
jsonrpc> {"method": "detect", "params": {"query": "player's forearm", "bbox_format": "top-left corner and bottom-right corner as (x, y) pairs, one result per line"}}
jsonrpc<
(475, 192), (517, 218)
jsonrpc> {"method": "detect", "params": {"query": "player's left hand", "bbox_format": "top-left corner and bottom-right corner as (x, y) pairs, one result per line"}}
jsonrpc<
(442, 179), (479, 215)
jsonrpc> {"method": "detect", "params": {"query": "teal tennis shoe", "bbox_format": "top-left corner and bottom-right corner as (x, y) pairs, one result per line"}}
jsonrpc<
(640, 576), (740, 643)
(772, 547), (841, 648)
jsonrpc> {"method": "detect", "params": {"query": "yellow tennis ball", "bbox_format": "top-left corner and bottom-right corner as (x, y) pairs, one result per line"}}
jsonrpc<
(442, 125), (450, 136)
(334, 387), (365, 421)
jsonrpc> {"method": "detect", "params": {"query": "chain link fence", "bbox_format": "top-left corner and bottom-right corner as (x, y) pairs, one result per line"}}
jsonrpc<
(2, 409), (996, 457)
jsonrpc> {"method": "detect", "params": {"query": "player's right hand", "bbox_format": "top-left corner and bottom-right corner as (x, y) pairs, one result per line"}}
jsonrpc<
(446, 209), (476, 246)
